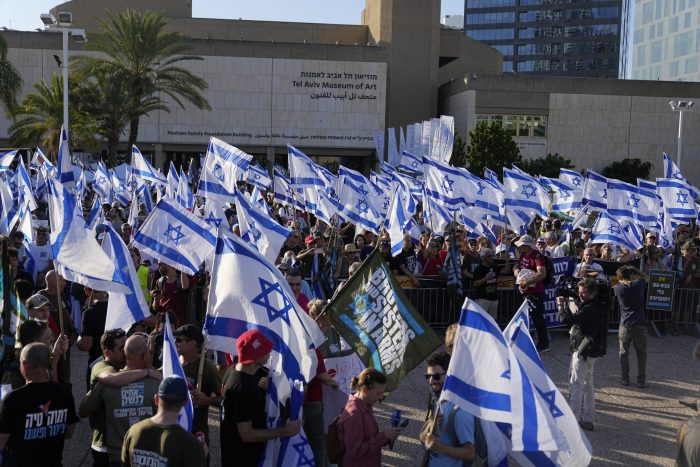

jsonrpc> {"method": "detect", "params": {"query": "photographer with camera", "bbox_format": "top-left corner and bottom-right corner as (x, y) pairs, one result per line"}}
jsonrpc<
(613, 265), (649, 388)
(556, 280), (607, 431)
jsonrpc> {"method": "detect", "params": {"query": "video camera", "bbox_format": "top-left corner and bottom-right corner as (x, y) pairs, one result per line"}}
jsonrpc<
(554, 275), (580, 300)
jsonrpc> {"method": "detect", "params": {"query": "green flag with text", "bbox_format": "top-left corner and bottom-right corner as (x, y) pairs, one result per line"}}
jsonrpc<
(325, 250), (441, 391)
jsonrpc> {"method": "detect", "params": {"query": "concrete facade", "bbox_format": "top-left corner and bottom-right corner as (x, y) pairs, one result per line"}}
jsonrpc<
(439, 73), (700, 184)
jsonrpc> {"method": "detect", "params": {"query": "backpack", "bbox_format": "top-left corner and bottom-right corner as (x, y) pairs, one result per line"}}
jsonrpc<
(327, 414), (344, 463)
(445, 406), (488, 467)
(538, 252), (556, 286)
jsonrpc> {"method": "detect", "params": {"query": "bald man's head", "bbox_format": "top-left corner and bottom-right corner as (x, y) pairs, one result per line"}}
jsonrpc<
(124, 334), (149, 368)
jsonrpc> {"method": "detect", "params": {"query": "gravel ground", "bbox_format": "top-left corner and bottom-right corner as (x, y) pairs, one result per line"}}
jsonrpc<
(61, 330), (699, 466)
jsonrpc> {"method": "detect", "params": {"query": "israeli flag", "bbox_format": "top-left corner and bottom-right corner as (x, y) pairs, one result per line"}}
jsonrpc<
(441, 299), (512, 422)
(559, 168), (585, 191)
(581, 170), (608, 210)
(467, 171), (503, 222)
(47, 179), (129, 293)
(131, 198), (217, 275)
(541, 177), (580, 214)
(397, 150), (423, 175)
(250, 187), (273, 217)
(136, 178), (154, 214)
(0, 151), (16, 172)
(337, 168), (382, 234)
(130, 146), (165, 185)
(166, 162), (179, 199)
(607, 180), (659, 228)
(380, 161), (398, 177)
(397, 172), (424, 203)
(93, 162), (112, 202)
(423, 192), (453, 235)
(657, 177), (698, 220)
(204, 231), (325, 400)
(316, 164), (338, 197)
(247, 164), (272, 190)
(16, 158), (37, 214)
(370, 170), (391, 193)
(485, 168), (504, 191)
(32, 148), (54, 171)
(313, 188), (341, 226)
(423, 156), (474, 209)
(162, 313), (195, 432)
(101, 225), (150, 332)
(198, 137), (253, 202)
(662, 152), (698, 199)
(176, 167), (194, 210)
(110, 170), (131, 207)
(33, 167), (48, 202)
(503, 168), (550, 219)
(287, 144), (322, 188)
(273, 167), (302, 209)
(57, 126), (75, 189)
(637, 178), (656, 191)
(0, 181), (16, 235)
(235, 189), (291, 263)
(202, 199), (227, 231)
(591, 211), (641, 251)
(386, 183), (413, 257)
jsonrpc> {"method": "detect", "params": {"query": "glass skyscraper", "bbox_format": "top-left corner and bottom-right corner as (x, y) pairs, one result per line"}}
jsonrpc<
(464, 0), (626, 78)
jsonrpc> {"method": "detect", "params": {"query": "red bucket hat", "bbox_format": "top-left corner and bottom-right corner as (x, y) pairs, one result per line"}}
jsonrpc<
(237, 329), (273, 364)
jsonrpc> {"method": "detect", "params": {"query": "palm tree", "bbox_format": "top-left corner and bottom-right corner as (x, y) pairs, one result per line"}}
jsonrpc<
(72, 9), (211, 150)
(0, 33), (23, 114)
(77, 69), (166, 166)
(9, 73), (96, 158)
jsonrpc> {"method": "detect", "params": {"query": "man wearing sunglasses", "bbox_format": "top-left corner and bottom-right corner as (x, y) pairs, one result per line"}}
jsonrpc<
(419, 352), (475, 466)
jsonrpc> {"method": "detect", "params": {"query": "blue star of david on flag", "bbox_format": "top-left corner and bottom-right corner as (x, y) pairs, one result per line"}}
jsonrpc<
(521, 183), (537, 199)
(608, 224), (621, 235)
(355, 199), (370, 214)
(248, 220), (262, 242)
(96, 175), (107, 185)
(572, 177), (582, 186)
(8, 180), (18, 193)
(677, 191), (689, 206)
(291, 434), (315, 466)
(535, 387), (564, 418)
(213, 163), (226, 182)
(627, 194), (640, 208)
(558, 188), (571, 200)
(476, 181), (485, 196)
(411, 160), (419, 168)
(441, 175), (455, 193)
(204, 212), (223, 229)
(383, 198), (391, 210)
(357, 184), (369, 196)
(163, 223), (186, 245)
(251, 278), (294, 325)
(350, 291), (369, 316)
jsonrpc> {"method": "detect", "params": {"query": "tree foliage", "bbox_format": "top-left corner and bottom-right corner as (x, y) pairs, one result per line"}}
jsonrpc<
(72, 9), (211, 152)
(601, 158), (653, 184)
(9, 73), (96, 158)
(0, 33), (23, 114)
(466, 121), (521, 178)
(448, 132), (467, 167)
(520, 153), (575, 178)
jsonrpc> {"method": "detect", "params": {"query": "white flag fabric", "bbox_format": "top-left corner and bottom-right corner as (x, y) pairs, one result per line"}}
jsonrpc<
(204, 231), (325, 400)
(131, 145), (167, 185)
(198, 137), (253, 202)
(48, 178), (129, 293)
(57, 126), (75, 189)
(131, 198), (217, 275)
(235, 189), (291, 263)
(581, 170), (608, 210)
(657, 177), (698, 220)
(167, 162), (179, 199)
(0, 151), (16, 172)
(102, 225), (150, 332)
(162, 314), (195, 431)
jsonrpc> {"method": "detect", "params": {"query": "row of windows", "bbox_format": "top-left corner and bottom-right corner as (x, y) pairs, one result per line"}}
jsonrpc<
(640, 0), (698, 26)
(466, 12), (516, 25)
(467, 23), (617, 41)
(514, 40), (617, 55)
(637, 29), (700, 66)
(517, 7), (618, 22)
(466, 0), (623, 7)
(476, 114), (547, 138)
(518, 0), (620, 4)
(635, 11), (698, 44)
(506, 57), (616, 72)
(468, 28), (515, 40)
(633, 57), (700, 80)
(492, 44), (515, 55)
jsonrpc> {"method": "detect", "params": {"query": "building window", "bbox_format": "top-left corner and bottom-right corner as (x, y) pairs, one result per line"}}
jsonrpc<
(475, 114), (548, 138)
(671, 16), (679, 32)
(670, 61), (680, 75)
(642, 2), (653, 23)
(674, 31), (692, 57)
(651, 40), (663, 63)
(637, 44), (646, 66)
(685, 56), (699, 73)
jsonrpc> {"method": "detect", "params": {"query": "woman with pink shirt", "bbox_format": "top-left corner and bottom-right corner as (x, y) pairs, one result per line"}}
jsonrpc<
(337, 369), (401, 466)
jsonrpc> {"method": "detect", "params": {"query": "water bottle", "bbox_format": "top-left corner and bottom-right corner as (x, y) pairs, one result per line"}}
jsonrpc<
(389, 409), (401, 449)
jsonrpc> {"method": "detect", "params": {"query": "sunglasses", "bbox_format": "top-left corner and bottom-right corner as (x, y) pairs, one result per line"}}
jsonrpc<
(424, 372), (445, 381)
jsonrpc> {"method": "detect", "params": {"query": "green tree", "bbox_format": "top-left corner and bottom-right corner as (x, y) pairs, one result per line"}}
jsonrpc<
(76, 70), (166, 166)
(0, 33), (23, 114)
(466, 121), (521, 178)
(72, 9), (211, 151)
(520, 153), (575, 178)
(601, 158), (653, 184)
(9, 73), (96, 158)
(448, 132), (467, 167)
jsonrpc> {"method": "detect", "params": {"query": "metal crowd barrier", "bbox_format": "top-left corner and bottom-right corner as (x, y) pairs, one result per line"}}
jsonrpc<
(402, 282), (700, 336)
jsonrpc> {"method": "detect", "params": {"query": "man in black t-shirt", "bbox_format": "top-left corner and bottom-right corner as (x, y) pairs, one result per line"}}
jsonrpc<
(77, 287), (109, 390)
(0, 343), (79, 467)
(394, 234), (421, 287)
(472, 248), (505, 322)
(221, 330), (300, 466)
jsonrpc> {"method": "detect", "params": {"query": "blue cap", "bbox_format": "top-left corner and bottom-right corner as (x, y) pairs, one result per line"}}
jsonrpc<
(158, 375), (189, 402)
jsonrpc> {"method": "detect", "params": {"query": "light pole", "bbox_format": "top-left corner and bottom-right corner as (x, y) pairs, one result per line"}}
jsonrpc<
(669, 100), (694, 170)
(40, 12), (87, 140)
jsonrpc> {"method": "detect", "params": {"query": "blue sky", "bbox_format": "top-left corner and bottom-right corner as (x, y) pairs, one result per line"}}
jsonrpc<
(1, 0), (464, 31)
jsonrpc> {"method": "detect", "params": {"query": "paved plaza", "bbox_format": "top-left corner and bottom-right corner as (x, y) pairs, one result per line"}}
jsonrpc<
(62, 331), (699, 466)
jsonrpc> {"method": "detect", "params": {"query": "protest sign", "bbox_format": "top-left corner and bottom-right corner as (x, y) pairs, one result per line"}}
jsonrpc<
(325, 250), (442, 391)
(646, 269), (676, 311)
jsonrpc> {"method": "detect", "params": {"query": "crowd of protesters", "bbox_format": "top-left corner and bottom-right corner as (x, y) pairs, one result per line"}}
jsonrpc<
(2, 176), (700, 466)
